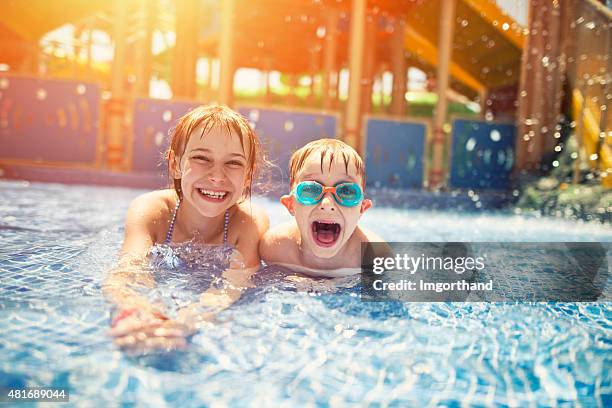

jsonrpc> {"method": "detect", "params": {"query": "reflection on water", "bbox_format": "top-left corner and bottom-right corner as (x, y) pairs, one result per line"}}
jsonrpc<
(0, 181), (610, 406)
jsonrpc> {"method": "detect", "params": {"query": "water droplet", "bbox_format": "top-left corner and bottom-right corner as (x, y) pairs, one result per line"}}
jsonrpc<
(571, 152), (578, 159)
(465, 137), (476, 152)
(154, 131), (164, 147)
(461, 19), (468, 27)
(249, 109), (260, 122)
(589, 153), (598, 161)
(502, 22), (510, 31)
(552, 160), (559, 167)
(490, 129), (501, 142)
(37, 88), (47, 100)
(316, 26), (326, 38)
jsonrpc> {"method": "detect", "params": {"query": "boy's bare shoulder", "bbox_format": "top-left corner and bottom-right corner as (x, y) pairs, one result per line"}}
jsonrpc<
(355, 226), (385, 243)
(259, 221), (300, 264)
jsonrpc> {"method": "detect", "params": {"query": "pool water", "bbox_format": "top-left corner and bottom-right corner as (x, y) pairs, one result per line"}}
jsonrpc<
(0, 180), (610, 406)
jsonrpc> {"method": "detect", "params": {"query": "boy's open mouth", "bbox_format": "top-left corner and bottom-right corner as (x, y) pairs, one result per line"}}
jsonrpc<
(198, 188), (229, 202)
(311, 221), (341, 247)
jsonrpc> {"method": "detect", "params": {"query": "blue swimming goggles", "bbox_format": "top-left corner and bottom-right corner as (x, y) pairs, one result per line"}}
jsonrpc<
(292, 181), (364, 207)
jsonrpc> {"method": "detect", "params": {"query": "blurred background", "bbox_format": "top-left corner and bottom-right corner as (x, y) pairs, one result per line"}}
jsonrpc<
(0, 0), (610, 222)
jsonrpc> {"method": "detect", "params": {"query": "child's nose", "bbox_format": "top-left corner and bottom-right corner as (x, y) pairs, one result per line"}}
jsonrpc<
(319, 193), (336, 211)
(208, 165), (226, 183)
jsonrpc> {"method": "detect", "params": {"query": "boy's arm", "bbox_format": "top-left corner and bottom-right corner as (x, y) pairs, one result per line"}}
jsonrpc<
(233, 202), (269, 269)
(259, 222), (299, 265)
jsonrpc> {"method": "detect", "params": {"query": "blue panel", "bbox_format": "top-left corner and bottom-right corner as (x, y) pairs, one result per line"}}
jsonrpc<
(237, 106), (337, 183)
(0, 75), (100, 164)
(449, 119), (516, 190)
(364, 118), (426, 189)
(132, 98), (200, 172)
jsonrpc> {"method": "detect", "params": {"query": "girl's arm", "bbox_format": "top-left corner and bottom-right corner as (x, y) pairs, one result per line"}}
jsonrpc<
(104, 193), (191, 353)
(102, 193), (161, 312)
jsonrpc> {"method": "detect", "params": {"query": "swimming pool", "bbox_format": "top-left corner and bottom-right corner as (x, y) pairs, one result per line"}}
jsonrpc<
(1, 180), (610, 406)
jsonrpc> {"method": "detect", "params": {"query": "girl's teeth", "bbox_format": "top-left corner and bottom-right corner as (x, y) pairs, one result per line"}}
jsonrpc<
(199, 189), (227, 199)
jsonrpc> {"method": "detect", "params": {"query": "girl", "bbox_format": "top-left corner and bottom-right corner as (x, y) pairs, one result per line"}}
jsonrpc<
(103, 105), (269, 353)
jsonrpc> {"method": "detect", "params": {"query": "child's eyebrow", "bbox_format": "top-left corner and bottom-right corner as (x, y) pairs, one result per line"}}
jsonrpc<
(301, 173), (357, 183)
(190, 148), (245, 158)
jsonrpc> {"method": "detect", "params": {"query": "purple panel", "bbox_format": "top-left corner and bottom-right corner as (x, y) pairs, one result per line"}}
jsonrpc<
(0, 75), (100, 163)
(131, 98), (200, 172)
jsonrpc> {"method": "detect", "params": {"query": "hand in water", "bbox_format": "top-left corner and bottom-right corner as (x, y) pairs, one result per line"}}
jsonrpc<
(109, 309), (194, 354)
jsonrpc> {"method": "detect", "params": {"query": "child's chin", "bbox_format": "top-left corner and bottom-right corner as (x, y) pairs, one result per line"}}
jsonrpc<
(193, 201), (230, 218)
(309, 240), (342, 258)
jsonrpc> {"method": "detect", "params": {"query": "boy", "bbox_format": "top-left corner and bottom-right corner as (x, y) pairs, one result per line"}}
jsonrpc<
(260, 139), (383, 277)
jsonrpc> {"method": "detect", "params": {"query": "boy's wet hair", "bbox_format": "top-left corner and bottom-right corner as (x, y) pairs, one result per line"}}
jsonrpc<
(288, 139), (366, 188)
(166, 105), (262, 200)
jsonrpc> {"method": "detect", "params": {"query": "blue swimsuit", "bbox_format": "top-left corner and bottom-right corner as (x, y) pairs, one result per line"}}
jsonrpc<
(146, 199), (235, 313)
(164, 198), (230, 245)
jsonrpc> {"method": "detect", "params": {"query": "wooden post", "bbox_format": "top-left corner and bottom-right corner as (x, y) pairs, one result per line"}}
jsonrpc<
(430, 0), (456, 189)
(136, 0), (155, 96)
(361, 15), (376, 117)
(218, 0), (235, 106)
(516, 0), (566, 171)
(391, 17), (407, 116)
(322, 9), (339, 110)
(479, 88), (488, 119)
(86, 24), (93, 78)
(345, 0), (366, 153)
(108, 0), (128, 170)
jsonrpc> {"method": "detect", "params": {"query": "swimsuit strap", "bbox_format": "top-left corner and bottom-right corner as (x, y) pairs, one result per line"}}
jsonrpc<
(164, 198), (231, 245)
(165, 198), (181, 245)
(223, 208), (230, 245)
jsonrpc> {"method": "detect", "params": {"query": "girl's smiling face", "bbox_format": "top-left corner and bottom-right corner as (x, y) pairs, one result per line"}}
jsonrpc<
(281, 153), (372, 259)
(172, 126), (249, 217)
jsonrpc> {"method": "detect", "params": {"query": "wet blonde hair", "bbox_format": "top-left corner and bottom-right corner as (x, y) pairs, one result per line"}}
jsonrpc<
(166, 105), (262, 200)
(288, 139), (366, 188)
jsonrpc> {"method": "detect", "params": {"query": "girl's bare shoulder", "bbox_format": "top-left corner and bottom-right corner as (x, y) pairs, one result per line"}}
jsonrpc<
(129, 189), (176, 215)
(125, 190), (177, 237)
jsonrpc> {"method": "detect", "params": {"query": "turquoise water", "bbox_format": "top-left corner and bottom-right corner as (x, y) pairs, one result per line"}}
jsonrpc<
(0, 180), (610, 406)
